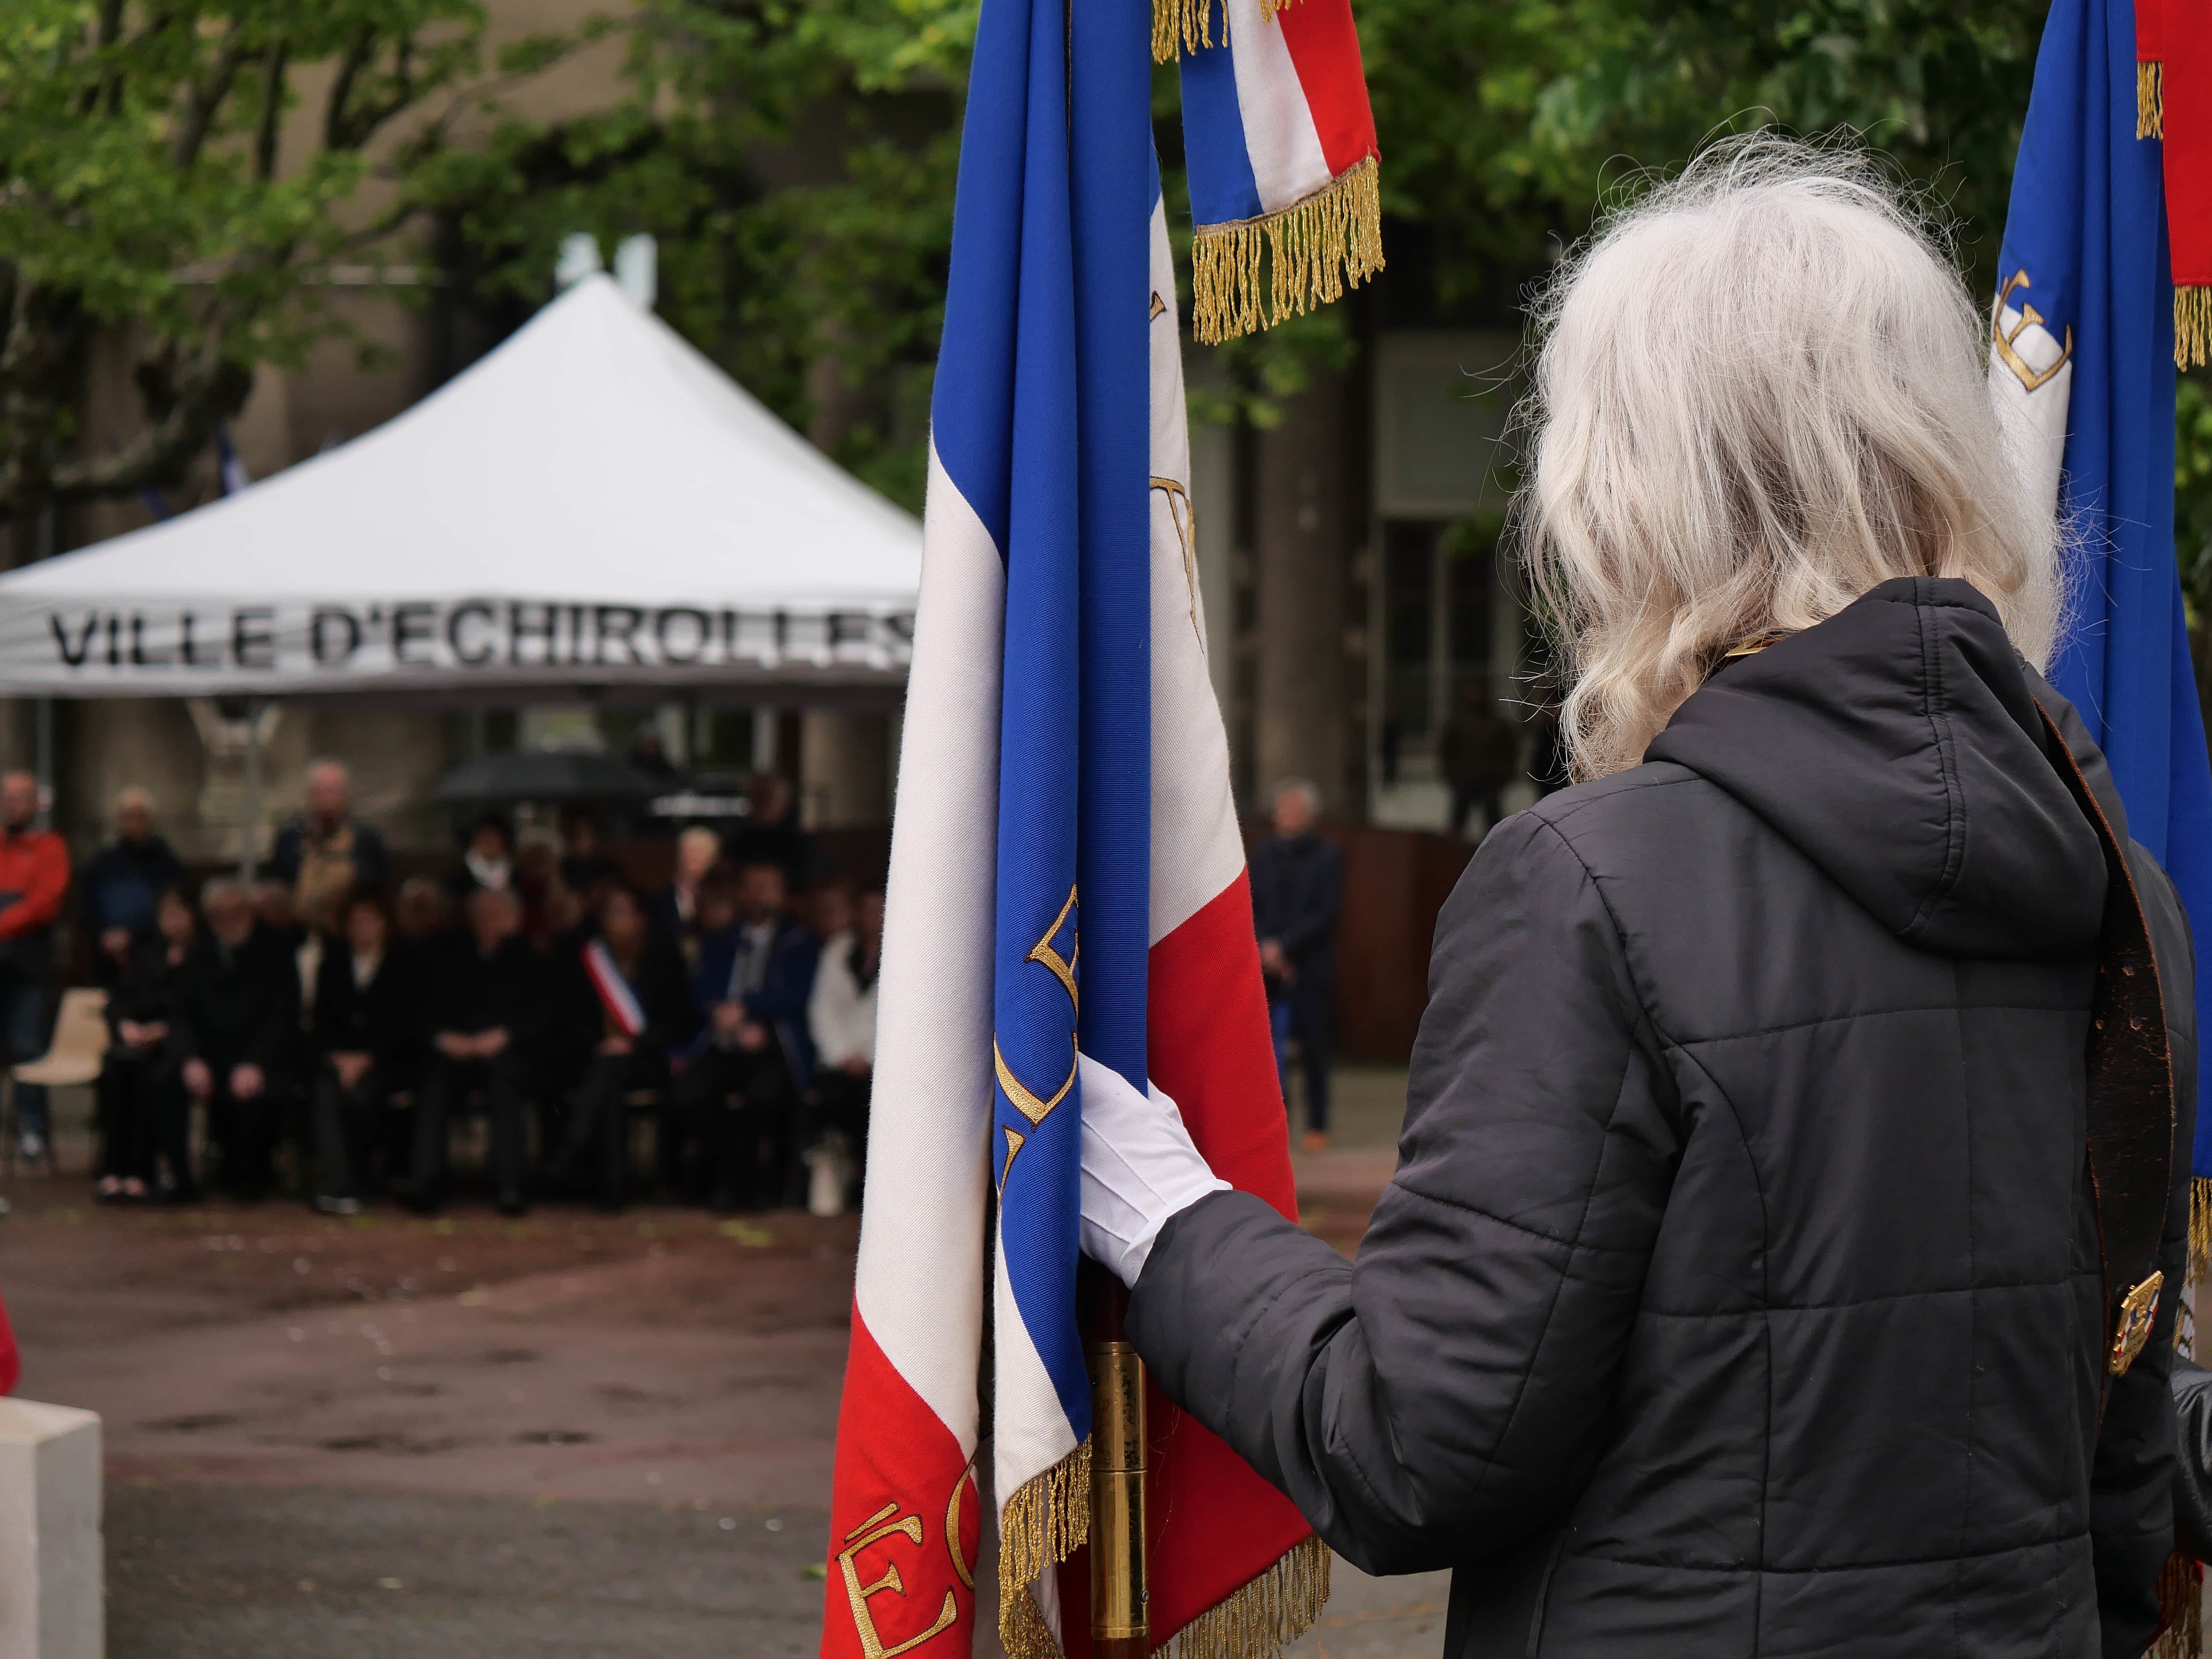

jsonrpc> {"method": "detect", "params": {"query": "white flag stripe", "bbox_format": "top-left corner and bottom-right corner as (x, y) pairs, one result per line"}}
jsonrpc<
(1222, 0), (1333, 215)
(1986, 300), (2072, 532)
(851, 438), (1002, 1446)
(1147, 197), (1248, 946)
(992, 1204), (1086, 1513)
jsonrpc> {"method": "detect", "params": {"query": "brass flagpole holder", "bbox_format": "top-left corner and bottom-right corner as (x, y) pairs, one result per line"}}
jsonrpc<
(1085, 1268), (1150, 1658)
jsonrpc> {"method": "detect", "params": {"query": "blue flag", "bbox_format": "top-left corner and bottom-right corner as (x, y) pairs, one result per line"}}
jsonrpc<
(1993, 0), (2212, 1178)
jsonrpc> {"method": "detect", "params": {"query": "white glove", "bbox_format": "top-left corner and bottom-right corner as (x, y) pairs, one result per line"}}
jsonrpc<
(1077, 1052), (1229, 1287)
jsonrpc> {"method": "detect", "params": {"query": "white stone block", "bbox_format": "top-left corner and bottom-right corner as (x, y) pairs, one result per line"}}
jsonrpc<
(0, 1399), (102, 1659)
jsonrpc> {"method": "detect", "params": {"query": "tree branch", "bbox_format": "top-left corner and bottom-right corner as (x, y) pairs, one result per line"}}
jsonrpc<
(324, 28), (376, 152)
(169, 21), (250, 170)
(255, 44), (289, 180)
(42, 351), (251, 508)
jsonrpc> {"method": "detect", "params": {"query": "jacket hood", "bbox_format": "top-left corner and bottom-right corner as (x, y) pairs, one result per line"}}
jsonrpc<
(1644, 576), (2106, 959)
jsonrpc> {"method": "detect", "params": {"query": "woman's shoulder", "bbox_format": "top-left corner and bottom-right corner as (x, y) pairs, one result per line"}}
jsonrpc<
(1500, 758), (1712, 854)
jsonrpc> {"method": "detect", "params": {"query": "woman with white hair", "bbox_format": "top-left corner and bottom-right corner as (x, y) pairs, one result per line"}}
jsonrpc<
(1080, 141), (2196, 1655)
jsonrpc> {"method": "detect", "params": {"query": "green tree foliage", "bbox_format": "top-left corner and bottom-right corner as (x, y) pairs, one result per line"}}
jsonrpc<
(1359, 0), (2044, 311)
(0, 0), (581, 519)
(415, 0), (976, 512)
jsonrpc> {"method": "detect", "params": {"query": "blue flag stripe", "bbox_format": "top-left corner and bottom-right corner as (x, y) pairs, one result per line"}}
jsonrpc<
(1072, 0), (1155, 1097)
(1178, 0), (1264, 227)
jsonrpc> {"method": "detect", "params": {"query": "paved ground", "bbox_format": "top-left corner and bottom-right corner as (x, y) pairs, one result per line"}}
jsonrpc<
(107, 1484), (832, 1659)
(4, 1064), (1419, 1656)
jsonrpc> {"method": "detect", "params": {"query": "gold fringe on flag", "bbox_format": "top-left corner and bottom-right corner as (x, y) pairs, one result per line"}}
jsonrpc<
(1190, 155), (1383, 345)
(2190, 1177), (2212, 1286)
(2180, 285), (2212, 371)
(1157, 1534), (1333, 1659)
(2152, 1551), (2203, 1659)
(997, 1439), (1092, 1659)
(1153, 0), (1211, 64)
(1152, 0), (1308, 63)
(2142, 59), (2166, 140)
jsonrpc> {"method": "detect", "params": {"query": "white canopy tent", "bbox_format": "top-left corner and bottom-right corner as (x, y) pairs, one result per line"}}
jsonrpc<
(0, 274), (921, 704)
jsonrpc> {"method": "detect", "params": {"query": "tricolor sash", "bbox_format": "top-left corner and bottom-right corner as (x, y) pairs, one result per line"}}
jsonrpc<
(582, 939), (646, 1039)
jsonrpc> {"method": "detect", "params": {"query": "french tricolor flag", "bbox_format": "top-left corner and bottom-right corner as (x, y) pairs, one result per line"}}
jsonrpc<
(822, 0), (1374, 1652)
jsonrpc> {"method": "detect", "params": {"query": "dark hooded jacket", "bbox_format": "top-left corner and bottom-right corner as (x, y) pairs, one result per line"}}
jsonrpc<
(1129, 578), (2197, 1659)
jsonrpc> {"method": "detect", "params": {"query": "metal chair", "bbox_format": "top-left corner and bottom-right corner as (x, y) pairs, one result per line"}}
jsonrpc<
(2, 987), (109, 1179)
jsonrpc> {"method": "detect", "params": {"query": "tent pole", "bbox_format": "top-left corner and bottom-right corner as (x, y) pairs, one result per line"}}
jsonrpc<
(238, 700), (262, 885)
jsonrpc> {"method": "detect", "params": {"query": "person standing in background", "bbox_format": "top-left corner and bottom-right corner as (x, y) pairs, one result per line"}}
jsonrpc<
(268, 759), (391, 936)
(1249, 779), (1341, 1152)
(0, 770), (69, 1164)
(81, 788), (182, 984)
(651, 825), (721, 955)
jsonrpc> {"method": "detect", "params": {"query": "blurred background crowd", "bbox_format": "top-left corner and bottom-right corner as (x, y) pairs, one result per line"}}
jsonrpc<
(0, 756), (880, 1220)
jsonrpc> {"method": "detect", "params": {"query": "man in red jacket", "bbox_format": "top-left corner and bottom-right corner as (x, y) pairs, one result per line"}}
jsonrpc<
(0, 771), (70, 1161)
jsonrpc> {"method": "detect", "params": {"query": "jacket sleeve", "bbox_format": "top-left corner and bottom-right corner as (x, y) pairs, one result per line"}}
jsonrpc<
(2093, 844), (2198, 1659)
(0, 838), (69, 940)
(1128, 812), (1679, 1575)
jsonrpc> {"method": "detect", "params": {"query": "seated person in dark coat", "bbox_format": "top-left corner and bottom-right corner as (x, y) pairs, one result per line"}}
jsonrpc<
(545, 882), (695, 1212)
(402, 887), (541, 1217)
(96, 886), (197, 1202)
(82, 788), (184, 985)
(308, 891), (422, 1216)
(173, 879), (300, 1203)
(673, 861), (818, 1209)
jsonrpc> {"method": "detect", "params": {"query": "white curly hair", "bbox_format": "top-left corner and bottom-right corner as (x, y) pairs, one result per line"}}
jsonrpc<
(1516, 135), (2061, 781)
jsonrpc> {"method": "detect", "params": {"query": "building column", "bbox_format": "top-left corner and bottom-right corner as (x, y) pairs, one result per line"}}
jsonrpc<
(1252, 370), (1357, 815)
(799, 710), (892, 830)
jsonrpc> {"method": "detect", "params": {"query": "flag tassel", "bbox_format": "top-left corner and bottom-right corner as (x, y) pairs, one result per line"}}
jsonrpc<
(998, 1439), (1093, 1659)
(2190, 1178), (2212, 1285)
(1157, 1534), (1332, 1659)
(1152, 0), (1309, 62)
(2180, 285), (2211, 371)
(1190, 156), (1383, 345)
(2141, 60), (2165, 140)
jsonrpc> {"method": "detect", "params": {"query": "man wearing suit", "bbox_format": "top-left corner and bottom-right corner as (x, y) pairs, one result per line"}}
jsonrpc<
(1249, 779), (1342, 1151)
(676, 861), (818, 1208)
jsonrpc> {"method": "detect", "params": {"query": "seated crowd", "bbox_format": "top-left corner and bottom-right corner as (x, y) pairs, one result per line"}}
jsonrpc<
(81, 764), (881, 1219)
